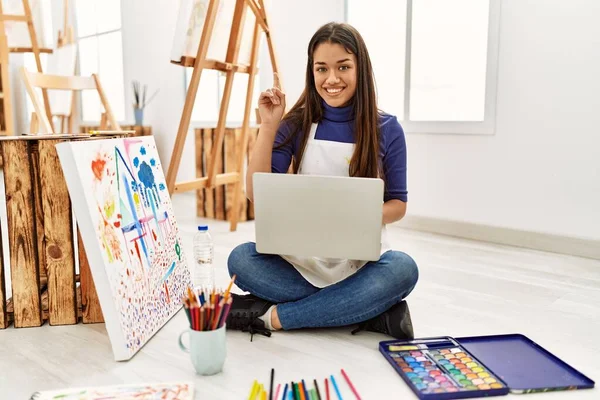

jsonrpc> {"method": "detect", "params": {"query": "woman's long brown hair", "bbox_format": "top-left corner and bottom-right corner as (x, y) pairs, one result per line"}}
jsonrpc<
(277, 22), (381, 178)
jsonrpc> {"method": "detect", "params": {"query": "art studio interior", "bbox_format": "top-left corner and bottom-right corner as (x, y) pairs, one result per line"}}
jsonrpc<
(0, 0), (598, 399)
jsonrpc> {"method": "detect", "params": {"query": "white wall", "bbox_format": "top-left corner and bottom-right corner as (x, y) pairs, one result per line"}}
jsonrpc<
(119, 0), (188, 180)
(405, 0), (600, 241)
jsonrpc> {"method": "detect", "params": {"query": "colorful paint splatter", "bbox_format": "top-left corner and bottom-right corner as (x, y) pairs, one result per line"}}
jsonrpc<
(59, 137), (191, 360)
(32, 381), (194, 399)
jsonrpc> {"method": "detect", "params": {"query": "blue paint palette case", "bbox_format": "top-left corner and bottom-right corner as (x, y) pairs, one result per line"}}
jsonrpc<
(380, 334), (595, 400)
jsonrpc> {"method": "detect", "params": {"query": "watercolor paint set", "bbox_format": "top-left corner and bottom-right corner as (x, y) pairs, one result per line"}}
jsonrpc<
(380, 334), (595, 400)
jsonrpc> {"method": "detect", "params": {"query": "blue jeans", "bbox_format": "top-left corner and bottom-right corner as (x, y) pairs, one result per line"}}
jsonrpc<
(227, 242), (419, 330)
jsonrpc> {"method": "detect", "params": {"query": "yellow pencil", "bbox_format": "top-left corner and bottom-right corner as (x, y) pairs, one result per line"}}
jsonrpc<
(248, 380), (258, 400)
(224, 274), (237, 301)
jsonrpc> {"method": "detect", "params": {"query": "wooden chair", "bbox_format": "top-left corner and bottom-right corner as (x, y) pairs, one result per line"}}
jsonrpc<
(20, 67), (121, 134)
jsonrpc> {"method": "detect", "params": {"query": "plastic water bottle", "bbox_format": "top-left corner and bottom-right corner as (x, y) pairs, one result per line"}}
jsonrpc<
(193, 225), (215, 290)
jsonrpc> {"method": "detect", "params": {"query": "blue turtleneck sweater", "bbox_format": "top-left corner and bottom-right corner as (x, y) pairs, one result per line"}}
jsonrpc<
(271, 102), (408, 202)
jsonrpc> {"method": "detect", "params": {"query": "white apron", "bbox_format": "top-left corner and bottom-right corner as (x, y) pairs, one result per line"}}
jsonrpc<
(280, 123), (392, 288)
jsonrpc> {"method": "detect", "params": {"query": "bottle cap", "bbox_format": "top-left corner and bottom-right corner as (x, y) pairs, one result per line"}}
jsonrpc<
(198, 225), (208, 231)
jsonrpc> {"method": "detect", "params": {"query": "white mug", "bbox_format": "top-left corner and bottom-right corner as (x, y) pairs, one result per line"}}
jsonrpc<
(178, 325), (226, 376)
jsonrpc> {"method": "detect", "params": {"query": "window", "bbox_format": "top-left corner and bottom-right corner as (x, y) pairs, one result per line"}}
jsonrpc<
(75, 0), (125, 122)
(185, 69), (261, 126)
(346, 0), (501, 134)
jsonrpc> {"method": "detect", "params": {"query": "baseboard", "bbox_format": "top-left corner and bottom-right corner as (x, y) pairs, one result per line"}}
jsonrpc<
(395, 215), (600, 261)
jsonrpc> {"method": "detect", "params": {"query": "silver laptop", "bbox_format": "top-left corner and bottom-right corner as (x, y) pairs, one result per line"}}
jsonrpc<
(253, 173), (383, 260)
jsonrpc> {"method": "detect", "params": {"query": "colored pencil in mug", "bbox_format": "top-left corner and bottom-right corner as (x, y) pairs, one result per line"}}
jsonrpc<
(182, 301), (191, 326)
(211, 298), (224, 330)
(282, 383), (289, 400)
(225, 274), (237, 300)
(325, 378), (330, 400)
(218, 297), (233, 328)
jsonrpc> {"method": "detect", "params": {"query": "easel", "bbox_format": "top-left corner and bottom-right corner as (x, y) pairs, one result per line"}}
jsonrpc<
(0, 0), (52, 135)
(166, 0), (281, 231)
(54, 0), (76, 134)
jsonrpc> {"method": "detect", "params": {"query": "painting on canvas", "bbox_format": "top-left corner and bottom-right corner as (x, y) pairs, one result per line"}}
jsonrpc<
(31, 381), (194, 400)
(56, 136), (191, 361)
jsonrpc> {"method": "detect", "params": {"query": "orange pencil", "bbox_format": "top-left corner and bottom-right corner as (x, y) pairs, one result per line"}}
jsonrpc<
(187, 287), (195, 305)
(298, 382), (306, 400)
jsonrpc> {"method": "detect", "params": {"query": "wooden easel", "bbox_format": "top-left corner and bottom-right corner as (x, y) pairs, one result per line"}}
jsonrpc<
(166, 0), (281, 232)
(54, 0), (76, 133)
(0, 0), (53, 135)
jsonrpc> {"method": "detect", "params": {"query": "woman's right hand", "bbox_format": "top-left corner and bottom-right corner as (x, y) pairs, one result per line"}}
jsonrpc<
(258, 72), (286, 127)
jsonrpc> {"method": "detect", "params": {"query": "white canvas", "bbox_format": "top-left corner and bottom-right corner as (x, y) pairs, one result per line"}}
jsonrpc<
(2, 0), (49, 48)
(56, 136), (192, 361)
(46, 44), (77, 115)
(170, 0), (256, 65)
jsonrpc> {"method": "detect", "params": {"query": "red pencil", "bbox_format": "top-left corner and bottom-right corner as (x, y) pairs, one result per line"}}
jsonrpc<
(212, 298), (224, 330)
(325, 378), (330, 400)
(341, 369), (361, 400)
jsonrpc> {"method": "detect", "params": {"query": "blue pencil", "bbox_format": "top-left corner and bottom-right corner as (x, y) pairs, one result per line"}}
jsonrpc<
(330, 375), (343, 400)
(282, 383), (289, 400)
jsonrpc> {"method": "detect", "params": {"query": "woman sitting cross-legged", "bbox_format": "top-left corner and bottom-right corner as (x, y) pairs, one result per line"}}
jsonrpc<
(224, 22), (419, 340)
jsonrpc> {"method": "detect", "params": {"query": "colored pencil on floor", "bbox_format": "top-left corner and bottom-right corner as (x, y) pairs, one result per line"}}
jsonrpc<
(302, 379), (309, 400)
(274, 383), (281, 400)
(330, 375), (343, 400)
(340, 369), (361, 400)
(282, 383), (289, 400)
(269, 368), (275, 400)
(299, 382), (306, 400)
(314, 379), (322, 400)
(248, 380), (258, 400)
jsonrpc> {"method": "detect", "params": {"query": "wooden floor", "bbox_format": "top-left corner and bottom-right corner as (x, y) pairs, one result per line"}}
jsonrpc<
(1, 193), (598, 399)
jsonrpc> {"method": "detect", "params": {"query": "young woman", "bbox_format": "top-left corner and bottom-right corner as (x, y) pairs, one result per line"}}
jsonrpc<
(225, 22), (418, 339)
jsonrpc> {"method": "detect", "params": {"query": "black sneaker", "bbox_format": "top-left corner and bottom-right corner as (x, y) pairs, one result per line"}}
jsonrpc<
(351, 301), (414, 339)
(225, 293), (273, 341)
